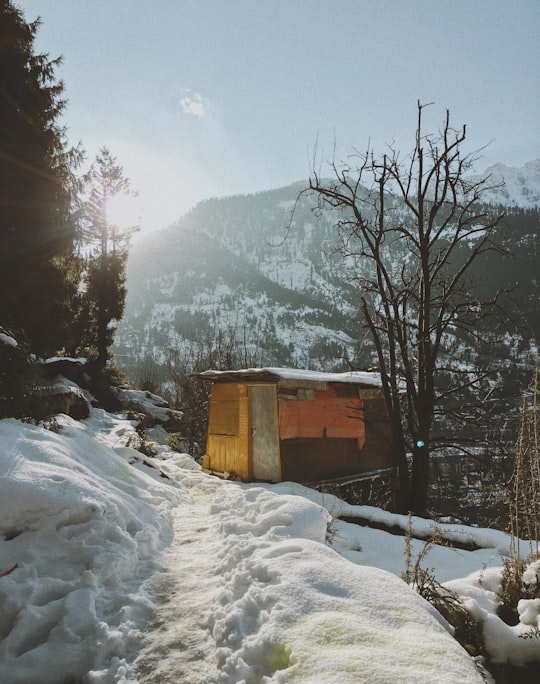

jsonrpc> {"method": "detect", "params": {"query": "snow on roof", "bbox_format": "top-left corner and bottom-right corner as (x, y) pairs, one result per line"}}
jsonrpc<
(42, 356), (88, 364)
(197, 367), (383, 387)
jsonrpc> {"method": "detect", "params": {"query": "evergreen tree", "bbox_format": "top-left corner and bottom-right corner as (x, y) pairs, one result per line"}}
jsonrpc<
(82, 148), (136, 368)
(0, 1), (83, 355)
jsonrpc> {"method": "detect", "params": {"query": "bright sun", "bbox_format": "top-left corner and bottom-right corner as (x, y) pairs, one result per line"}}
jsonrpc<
(106, 192), (142, 229)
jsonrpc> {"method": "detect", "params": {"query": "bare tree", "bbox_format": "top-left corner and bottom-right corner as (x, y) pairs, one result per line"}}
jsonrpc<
(307, 102), (507, 515)
(510, 360), (540, 556)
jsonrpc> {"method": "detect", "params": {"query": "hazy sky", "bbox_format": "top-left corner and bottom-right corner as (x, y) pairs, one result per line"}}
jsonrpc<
(15, 0), (540, 231)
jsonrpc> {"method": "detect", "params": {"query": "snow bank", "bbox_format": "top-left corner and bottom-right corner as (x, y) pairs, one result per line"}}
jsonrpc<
(113, 387), (183, 425)
(262, 482), (540, 670)
(0, 413), (185, 683)
(1, 406), (538, 681)
(204, 484), (485, 683)
(448, 566), (540, 668)
(267, 482), (511, 555)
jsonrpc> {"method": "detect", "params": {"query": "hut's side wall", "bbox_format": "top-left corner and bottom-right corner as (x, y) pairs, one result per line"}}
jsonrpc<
(278, 388), (365, 445)
(204, 382), (251, 480)
(278, 385), (392, 483)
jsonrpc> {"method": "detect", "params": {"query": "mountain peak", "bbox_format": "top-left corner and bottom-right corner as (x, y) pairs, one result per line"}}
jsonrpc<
(476, 159), (540, 208)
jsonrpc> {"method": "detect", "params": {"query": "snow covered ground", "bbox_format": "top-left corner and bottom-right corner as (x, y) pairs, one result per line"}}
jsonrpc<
(1, 407), (539, 682)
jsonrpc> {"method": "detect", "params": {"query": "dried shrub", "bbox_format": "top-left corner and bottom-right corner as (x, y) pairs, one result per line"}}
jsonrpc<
(402, 516), (484, 656)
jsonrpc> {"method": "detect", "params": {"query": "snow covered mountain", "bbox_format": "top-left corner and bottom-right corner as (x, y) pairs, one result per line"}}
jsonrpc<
(115, 183), (363, 376)
(473, 159), (540, 209)
(115, 162), (540, 385)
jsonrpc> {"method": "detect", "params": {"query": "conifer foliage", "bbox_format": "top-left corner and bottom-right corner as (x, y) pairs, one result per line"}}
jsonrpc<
(0, 0), (82, 355)
(0, 1), (135, 384)
(82, 148), (137, 368)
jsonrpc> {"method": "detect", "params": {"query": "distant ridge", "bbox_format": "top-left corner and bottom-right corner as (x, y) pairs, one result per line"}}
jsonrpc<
(471, 159), (540, 209)
(115, 161), (540, 383)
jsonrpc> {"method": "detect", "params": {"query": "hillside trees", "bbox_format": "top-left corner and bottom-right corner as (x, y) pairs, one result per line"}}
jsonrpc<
(81, 148), (137, 368)
(308, 102), (507, 515)
(0, 0), (83, 355)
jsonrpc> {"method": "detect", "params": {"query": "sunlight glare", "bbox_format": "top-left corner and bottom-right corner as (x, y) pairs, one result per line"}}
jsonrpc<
(107, 192), (142, 229)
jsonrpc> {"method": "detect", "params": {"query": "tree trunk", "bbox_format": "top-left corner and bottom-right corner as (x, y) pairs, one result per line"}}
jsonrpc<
(394, 447), (411, 513)
(388, 414), (411, 513)
(96, 312), (108, 369)
(95, 261), (109, 370)
(410, 445), (430, 516)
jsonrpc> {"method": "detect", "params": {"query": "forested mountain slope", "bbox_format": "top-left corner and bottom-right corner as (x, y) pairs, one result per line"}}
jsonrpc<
(115, 163), (539, 386)
(115, 182), (363, 374)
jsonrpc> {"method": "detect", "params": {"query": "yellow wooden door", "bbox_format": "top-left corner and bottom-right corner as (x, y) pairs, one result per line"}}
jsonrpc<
(205, 383), (250, 479)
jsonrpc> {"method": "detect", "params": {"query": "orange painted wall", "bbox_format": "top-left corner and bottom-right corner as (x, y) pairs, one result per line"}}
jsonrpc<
(278, 389), (365, 448)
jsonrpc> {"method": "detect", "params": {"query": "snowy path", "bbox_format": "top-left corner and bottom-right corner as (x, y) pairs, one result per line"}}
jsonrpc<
(4, 411), (524, 683)
(130, 471), (489, 684)
(134, 483), (223, 683)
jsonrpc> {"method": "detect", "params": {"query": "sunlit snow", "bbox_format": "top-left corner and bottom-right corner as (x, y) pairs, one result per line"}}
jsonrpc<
(1, 407), (539, 682)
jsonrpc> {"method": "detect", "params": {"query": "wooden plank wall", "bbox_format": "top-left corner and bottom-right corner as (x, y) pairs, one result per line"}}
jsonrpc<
(205, 383), (251, 479)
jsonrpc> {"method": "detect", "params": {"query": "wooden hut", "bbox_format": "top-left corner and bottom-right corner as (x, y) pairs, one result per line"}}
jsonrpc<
(196, 367), (392, 485)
